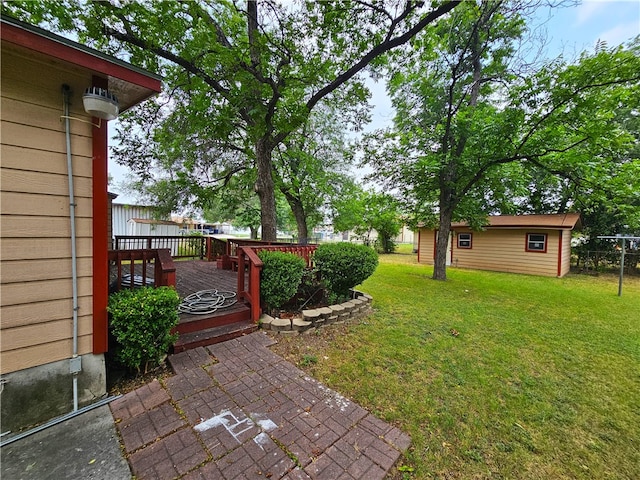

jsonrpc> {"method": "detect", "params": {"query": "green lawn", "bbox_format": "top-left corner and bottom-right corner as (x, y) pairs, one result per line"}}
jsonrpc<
(304, 250), (640, 479)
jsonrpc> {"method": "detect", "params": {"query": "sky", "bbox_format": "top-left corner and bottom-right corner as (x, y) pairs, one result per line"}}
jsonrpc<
(108, 0), (640, 204)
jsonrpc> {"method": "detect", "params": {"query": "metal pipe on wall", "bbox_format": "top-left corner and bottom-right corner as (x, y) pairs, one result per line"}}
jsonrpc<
(62, 84), (81, 411)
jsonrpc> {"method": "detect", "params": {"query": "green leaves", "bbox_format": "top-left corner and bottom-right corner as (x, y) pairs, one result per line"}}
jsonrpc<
(258, 250), (306, 312)
(5, 0), (460, 240)
(107, 287), (180, 373)
(314, 243), (378, 301)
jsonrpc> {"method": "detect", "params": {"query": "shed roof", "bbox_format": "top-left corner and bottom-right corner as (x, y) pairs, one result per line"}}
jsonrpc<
(451, 213), (581, 230)
(128, 218), (179, 226)
(1, 14), (162, 113)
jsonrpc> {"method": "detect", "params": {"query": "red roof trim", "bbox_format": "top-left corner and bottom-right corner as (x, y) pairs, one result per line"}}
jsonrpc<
(450, 214), (581, 230)
(1, 21), (161, 92)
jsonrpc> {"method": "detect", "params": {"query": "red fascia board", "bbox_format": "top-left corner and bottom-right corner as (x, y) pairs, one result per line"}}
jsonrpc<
(483, 225), (575, 230)
(1, 22), (161, 93)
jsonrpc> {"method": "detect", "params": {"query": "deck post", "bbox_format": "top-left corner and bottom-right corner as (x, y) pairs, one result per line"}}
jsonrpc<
(249, 263), (261, 321)
(237, 248), (246, 299)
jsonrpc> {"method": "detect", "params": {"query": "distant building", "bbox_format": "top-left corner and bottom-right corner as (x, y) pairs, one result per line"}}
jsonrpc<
(417, 214), (581, 277)
(111, 201), (158, 238)
(127, 218), (180, 236)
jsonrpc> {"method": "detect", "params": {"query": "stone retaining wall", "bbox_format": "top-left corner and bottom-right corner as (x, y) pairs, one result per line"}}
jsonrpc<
(259, 291), (373, 335)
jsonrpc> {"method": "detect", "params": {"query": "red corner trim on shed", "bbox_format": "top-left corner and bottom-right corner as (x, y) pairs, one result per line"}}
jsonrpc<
(1, 19), (161, 92)
(557, 230), (563, 277)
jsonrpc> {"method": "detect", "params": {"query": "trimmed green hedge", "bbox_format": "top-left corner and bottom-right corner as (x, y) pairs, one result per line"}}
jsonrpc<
(108, 286), (180, 373)
(314, 243), (378, 302)
(258, 250), (306, 313)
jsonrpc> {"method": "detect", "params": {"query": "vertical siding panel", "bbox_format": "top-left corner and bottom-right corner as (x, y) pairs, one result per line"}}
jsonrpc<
(417, 228), (436, 265)
(1, 48), (95, 374)
(557, 231), (563, 277)
(112, 204), (155, 238)
(451, 229), (561, 276)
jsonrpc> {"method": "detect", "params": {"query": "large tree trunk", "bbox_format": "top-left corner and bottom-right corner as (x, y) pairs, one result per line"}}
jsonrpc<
(282, 191), (309, 244)
(434, 179), (455, 280)
(433, 209), (453, 281)
(255, 138), (278, 241)
(294, 212), (309, 244)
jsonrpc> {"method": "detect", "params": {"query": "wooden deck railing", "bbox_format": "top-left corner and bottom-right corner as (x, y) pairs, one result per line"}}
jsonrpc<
(110, 238), (317, 322)
(226, 238), (295, 256)
(207, 236), (227, 261)
(113, 235), (305, 265)
(236, 244), (318, 321)
(114, 235), (207, 260)
(108, 249), (176, 291)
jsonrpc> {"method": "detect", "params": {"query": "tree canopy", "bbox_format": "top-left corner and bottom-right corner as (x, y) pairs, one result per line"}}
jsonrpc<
(361, 0), (640, 279)
(3, 0), (461, 240)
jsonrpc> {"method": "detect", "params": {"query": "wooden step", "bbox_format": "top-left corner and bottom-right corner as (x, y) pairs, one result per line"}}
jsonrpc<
(172, 320), (258, 353)
(174, 302), (251, 335)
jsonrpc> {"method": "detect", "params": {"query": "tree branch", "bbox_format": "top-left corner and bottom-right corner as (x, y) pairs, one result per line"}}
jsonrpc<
(102, 26), (229, 97)
(517, 65), (640, 151)
(304, 1), (461, 119)
(459, 137), (590, 198)
(182, 0), (233, 48)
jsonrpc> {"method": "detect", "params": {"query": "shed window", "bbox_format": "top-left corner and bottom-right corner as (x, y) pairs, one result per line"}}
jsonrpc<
(457, 233), (472, 249)
(526, 233), (547, 252)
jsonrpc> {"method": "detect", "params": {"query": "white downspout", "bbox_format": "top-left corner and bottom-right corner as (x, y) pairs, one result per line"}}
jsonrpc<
(62, 84), (81, 411)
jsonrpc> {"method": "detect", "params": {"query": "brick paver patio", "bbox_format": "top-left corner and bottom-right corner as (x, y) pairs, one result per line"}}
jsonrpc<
(110, 332), (410, 479)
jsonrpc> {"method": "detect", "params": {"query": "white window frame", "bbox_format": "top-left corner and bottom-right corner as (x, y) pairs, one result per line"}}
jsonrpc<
(457, 232), (472, 249)
(526, 233), (547, 253)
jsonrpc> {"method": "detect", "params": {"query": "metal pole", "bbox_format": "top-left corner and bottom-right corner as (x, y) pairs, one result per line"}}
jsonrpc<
(62, 85), (81, 411)
(618, 239), (625, 297)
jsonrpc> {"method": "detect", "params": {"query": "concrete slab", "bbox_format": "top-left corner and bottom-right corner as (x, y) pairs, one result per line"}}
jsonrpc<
(0, 405), (131, 480)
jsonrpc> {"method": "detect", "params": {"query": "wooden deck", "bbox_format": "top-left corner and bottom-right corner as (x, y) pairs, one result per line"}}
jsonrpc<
(109, 259), (255, 351)
(172, 260), (254, 351)
(174, 259), (239, 299)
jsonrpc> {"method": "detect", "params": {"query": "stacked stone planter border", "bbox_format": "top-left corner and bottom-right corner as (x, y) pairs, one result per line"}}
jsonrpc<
(260, 290), (373, 335)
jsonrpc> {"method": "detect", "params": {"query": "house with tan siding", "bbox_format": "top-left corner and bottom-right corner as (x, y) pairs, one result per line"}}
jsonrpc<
(418, 214), (581, 277)
(0, 15), (161, 433)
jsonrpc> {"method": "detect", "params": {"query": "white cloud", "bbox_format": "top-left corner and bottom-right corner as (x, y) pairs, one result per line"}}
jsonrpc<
(596, 21), (640, 47)
(575, 1), (608, 26)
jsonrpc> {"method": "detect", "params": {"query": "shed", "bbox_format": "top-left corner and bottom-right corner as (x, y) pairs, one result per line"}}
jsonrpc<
(112, 202), (157, 238)
(0, 15), (161, 432)
(418, 214), (582, 277)
(127, 218), (180, 237)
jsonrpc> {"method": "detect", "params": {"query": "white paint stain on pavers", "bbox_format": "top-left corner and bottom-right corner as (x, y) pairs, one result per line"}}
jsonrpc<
(250, 414), (279, 451)
(306, 378), (352, 412)
(196, 411), (280, 452)
(194, 410), (254, 443)
(253, 432), (271, 447)
(256, 418), (277, 431)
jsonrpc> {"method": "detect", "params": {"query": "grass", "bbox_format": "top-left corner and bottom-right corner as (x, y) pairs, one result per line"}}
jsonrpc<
(304, 247), (640, 479)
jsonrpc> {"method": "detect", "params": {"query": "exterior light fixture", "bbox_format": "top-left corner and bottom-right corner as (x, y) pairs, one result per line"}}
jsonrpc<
(82, 87), (119, 120)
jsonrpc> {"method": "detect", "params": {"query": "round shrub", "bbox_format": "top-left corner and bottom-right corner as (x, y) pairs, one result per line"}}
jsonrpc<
(108, 286), (180, 373)
(313, 243), (378, 302)
(258, 250), (307, 313)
